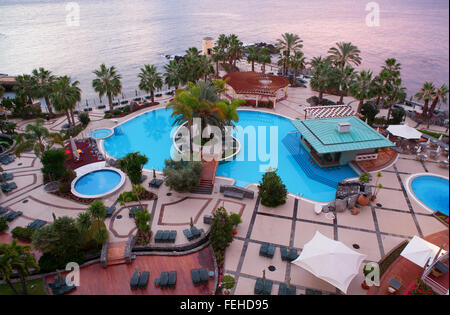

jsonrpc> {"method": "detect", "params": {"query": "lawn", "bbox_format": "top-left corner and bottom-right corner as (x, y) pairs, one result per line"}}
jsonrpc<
(0, 278), (46, 295)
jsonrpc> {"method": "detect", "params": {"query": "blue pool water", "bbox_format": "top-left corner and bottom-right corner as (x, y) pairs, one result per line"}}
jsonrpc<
(74, 170), (122, 196)
(90, 128), (113, 139)
(103, 109), (357, 201)
(411, 176), (449, 214)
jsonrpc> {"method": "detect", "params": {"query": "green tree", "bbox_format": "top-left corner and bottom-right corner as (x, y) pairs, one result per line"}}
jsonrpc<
(50, 76), (81, 129)
(211, 46), (225, 76)
(361, 102), (380, 126)
(117, 152), (148, 185)
(276, 33), (303, 76)
(40, 149), (67, 181)
(427, 84), (449, 127)
(310, 60), (340, 104)
(14, 74), (36, 104)
(163, 159), (203, 192)
(415, 82), (436, 119)
(247, 46), (261, 72)
(138, 64), (163, 103)
(337, 66), (356, 104)
(92, 64), (122, 113)
(164, 60), (182, 90)
(134, 208), (152, 245)
(0, 240), (39, 295)
(350, 70), (376, 113)
(88, 199), (107, 221)
(328, 42), (362, 70)
(31, 67), (56, 114)
(258, 169), (288, 207)
(385, 77), (406, 122)
(289, 51), (307, 85)
(209, 207), (235, 251)
(258, 48), (272, 74)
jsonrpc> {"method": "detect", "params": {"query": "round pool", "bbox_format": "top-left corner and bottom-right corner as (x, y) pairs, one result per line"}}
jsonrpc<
(90, 128), (113, 139)
(72, 169), (124, 198)
(408, 174), (449, 214)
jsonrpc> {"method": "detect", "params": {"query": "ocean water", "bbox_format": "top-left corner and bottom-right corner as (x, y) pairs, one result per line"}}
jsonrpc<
(0, 0), (448, 107)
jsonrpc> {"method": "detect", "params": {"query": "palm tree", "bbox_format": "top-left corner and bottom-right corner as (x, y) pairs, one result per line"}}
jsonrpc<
(276, 33), (303, 76)
(138, 64), (163, 104)
(337, 66), (356, 104)
(92, 64), (122, 113)
(350, 70), (375, 113)
(427, 84), (449, 127)
(289, 51), (306, 84)
(247, 46), (261, 72)
(227, 35), (244, 68)
(382, 58), (401, 77)
(385, 77), (406, 122)
(211, 46), (225, 77)
(14, 74), (36, 104)
(310, 61), (340, 104)
(258, 48), (272, 74)
(415, 82), (436, 118)
(309, 56), (326, 70)
(14, 118), (63, 157)
(31, 68), (56, 115)
(0, 240), (39, 295)
(164, 60), (181, 90)
(51, 76), (81, 129)
(328, 42), (362, 70)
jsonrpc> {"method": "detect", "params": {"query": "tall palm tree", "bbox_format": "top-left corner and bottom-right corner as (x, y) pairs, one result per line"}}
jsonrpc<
(337, 66), (356, 104)
(14, 74), (36, 104)
(50, 76), (81, 129)
(31, 67), (56, 115)
(138, 64), (163, 103)
(309, 56), (326, 70)
(258, 48), (272, 74)
(92, 64), (122, 113)
(0, 240), (39, 295)
(427, 84), (449, 127)
(289, 51), (306, 84)
(164, 60), (181, 90)
(276, 33), (303, 76)
(385, 77), (406, 122)
(415, 82), (436, 118)
(247, 46), (261, 72)
(350, 70), (375, 113)
(328, 42), (362, 70)
(211, 46), (225, 77)
(382, 58), (401, 77)
(310, 61), (340, 104)
(227, 35), (244, 68)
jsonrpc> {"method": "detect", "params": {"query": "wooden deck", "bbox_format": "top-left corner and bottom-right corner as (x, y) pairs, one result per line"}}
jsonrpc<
(44, 246), (216, 295)
(367, 230), (449, 295)
(356, 148), (398, 173)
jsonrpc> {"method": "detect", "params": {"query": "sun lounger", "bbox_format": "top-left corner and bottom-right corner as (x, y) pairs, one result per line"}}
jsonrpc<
(160, 272), (169, 288)
(183, 228), (194, 241)
(161, 230), (170, 242)
(154, 230), (164, 243)
(280, 247), (298, 261)
(138, 271), (149, 289)
(106, 205), (115, 218)
(305, 288), (322, 295)
(1, 182), (17, 193)
(278, 282), (296, 295)
(130, 272), (140, 290)
(168, 230), (177, 242)
(0, 172), (13, 181)
(0, 155), (14, 165)
(2, 211), (22, 222)
(223, 190), (244, 200)
(199, 268), (208, 283)
(259, 243), (275, 258)
(168, 271), (177, 288)
(27, 219), (46, 229)
(140, 175), (147, 183)
(254, 278), (273, 295)
(149, 178), (163, 188)
(0, 206), (8, 215)
(191, 269), (201, 286)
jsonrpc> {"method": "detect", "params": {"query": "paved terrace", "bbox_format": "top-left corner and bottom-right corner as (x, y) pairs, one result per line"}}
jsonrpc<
(1, 83), (448, 295)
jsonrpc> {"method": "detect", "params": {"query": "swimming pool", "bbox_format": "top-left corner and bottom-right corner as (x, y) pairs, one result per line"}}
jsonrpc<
(73, 169), (123, 198)
(103, 109), (358, 202)
(90, 128), (113, 139)
(409, 174), (449, 214)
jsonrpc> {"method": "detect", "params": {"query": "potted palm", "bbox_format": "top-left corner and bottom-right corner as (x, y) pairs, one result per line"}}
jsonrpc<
(358, 173), (370, 206)
(371, 172), (383, 202)
(221, 275), (235, 295)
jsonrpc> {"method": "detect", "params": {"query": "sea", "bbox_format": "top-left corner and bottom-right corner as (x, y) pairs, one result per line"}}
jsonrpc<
(0, 0), (448, 109)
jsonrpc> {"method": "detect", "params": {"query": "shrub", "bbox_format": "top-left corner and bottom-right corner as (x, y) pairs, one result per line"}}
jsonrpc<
(390, 107), (405, 124)
(11, 226), (36, 241)
(41, 149), (67, 181)
(361, 102), (380, 126)
(38, 251), (85, 273)
(258, 169), (287, 207)
(88, 199), (107, 220)
(104, 113), (113, 119)
(209, 207), (235, 251)
(373, 116), (388, 125)
(0, 218), (8, 232)
(58, 169), (76, 193)
(229, 213), (242, 227)
(163, 159), (203, 192)
(117, 152), (148, 185)
(359, 173), (370, 184)
(221, 275), (236, 290)
(113, 109), (122, 116)
(78, 112), (90, 126)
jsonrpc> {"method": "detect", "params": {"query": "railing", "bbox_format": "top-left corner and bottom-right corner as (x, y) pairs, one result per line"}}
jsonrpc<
(356, 153), (379, 161)
(422, 275), (448, 295)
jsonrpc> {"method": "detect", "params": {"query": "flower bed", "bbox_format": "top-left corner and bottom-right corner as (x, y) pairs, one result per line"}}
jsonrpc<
(404, 278), (437, 295)
(239, 100), (274, 108)
(103, 102), (160, 119)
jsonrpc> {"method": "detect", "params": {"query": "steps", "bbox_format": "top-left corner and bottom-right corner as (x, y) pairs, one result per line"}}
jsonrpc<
(107, 242), (127, 266)
(282, 133), (340, 188)
(190, 159), (218, 195)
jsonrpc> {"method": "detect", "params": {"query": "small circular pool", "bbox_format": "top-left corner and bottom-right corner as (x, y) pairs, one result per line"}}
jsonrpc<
(72, 169), (124, 198)
(90, 128), (113, 139)
(408, 174), (449, 215)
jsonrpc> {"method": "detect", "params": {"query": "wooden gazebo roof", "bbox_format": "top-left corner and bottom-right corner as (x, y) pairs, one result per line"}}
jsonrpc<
(224, 72), (289, 97)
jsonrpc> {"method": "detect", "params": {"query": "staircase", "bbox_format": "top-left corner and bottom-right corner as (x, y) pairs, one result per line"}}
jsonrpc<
(191, 159), (219, 195)
(107, 242), (127, 266)
(282, 133), (340, 188)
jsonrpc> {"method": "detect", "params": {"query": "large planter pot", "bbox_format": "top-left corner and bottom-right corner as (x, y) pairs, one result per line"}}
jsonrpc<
(361, 280), (370, 290)
(358, 194), (370, 206)
(351, 207), (359, 215)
